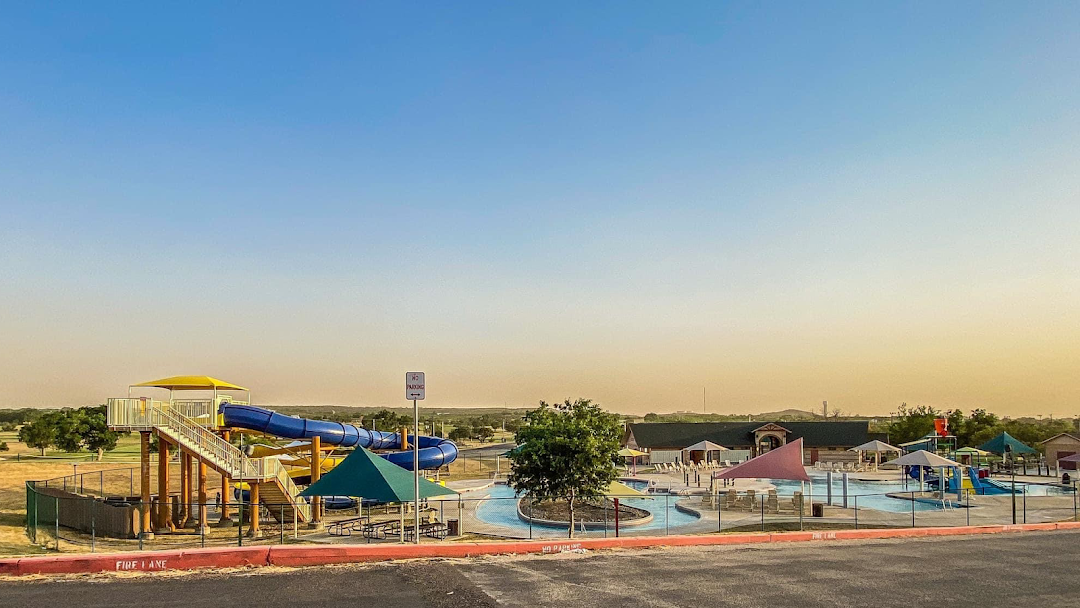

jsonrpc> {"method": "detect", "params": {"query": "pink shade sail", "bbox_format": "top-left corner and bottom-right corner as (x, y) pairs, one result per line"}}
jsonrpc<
(1057, 453), (1080, 463)
(711, 438), (811, 482)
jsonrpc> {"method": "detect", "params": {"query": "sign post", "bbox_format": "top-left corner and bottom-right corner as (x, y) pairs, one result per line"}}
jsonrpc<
(406, 372), (425, 544)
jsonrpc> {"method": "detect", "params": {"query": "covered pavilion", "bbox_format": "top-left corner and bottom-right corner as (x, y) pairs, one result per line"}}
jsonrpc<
(979, 432), (1036, 456)
(301, 446), (457, 542)
(883, 450), (964, 493)
(849, 439), (902, 470)
(617, 448), (648, 475)
(681, 440), (727, 465)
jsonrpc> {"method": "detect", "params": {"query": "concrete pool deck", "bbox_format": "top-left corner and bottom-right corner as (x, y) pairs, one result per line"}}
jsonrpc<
(298, 467), (1076, 543)
(449, 467), (1077, 538)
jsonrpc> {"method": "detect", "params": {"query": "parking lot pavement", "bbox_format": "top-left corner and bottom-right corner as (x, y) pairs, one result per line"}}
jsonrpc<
(459, 531), (1080, 607)
(3, 530), (1079, 607)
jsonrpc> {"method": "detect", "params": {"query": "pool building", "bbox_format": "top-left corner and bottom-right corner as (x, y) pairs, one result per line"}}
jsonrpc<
(623, 421), (889, 465)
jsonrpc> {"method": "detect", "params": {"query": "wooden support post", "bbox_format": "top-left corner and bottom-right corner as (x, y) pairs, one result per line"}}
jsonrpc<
(156, 433), (173, 531)
(187, 453), (195, 517)
(311, 435), (322, 524)
(219, 430), (231, 523)
(197, 459), (208, 534)
(248, 482), (261, 536)
(178, 450), (189, 527)
(139, 431), (153, 538)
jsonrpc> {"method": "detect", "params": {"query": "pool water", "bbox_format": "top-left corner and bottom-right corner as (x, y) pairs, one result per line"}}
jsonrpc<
(473, 483), (700, 533)
(769, 473), (1066, 512)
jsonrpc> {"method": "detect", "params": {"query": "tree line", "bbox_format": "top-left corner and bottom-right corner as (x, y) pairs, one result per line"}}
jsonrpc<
(883, 403), (1076, 448)
(16, 405), (122, 459)
(309, 408), (523, 443)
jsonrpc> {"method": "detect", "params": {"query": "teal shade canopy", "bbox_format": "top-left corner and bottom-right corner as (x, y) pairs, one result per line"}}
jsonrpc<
(298, 447), (457, 503)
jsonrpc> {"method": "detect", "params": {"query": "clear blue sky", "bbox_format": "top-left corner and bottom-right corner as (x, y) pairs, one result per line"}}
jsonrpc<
(2, 3), (1078, 415)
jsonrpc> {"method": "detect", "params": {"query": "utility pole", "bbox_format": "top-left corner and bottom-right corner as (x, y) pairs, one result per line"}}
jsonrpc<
(703, 387), (706, 414)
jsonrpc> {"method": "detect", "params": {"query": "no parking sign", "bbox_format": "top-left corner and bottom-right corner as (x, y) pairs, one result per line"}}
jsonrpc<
(406, 372), (425, 400)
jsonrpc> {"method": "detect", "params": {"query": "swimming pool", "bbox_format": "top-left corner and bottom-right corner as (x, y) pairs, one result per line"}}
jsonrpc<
(769, 473), (1067, 512)
(473, 483), (700, 534)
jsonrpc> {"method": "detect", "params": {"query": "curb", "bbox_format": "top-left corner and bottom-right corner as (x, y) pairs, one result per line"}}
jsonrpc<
(3, 521), (1079, 576)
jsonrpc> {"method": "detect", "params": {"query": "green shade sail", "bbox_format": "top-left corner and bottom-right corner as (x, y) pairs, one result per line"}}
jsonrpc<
(978, 432), (1036, 456)
(298, 447), (457, 503)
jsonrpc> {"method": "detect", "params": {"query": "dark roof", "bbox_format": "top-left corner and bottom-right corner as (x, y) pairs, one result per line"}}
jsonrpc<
(626, 421), (874, 449)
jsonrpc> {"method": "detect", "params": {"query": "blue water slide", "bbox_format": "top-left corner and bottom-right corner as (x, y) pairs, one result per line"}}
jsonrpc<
(220, 404), (458, 471)
(909, 465), (939, 486)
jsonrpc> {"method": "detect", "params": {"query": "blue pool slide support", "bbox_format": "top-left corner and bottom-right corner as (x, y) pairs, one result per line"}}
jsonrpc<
(220, 404), (458, 471)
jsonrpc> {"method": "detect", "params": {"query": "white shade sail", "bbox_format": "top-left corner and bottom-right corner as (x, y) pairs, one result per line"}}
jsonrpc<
(682, 440), (727, 452)
(883, 450), (962, 468)
(849, 440), (903, 453)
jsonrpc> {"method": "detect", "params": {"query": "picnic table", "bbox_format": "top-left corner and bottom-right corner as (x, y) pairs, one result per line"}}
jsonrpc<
(327, 515), (370, 537)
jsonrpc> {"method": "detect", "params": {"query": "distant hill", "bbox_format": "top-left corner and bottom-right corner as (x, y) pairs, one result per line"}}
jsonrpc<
(754, 409), (819, 420)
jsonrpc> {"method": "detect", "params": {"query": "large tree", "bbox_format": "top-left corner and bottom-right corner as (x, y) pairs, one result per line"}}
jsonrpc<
(82, 405), (120, 460)
(54, 409), (89, 453)
(508, 398), (621, 538)
(18, 415), (58, 456)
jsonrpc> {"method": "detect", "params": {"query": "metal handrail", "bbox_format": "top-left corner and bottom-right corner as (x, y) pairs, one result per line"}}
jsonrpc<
(106, 397), (310, 519)
(154, 405), (262, 479)
(269, 458), (312, 521)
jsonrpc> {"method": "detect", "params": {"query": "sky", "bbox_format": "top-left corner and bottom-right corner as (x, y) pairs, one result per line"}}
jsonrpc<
(1, 3), (1078, 417)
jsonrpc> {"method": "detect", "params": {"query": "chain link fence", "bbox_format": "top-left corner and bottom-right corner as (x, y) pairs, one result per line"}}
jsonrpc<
(25, 469), (1080, 552)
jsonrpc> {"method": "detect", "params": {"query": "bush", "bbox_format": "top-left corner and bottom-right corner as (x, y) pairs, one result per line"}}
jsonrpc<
(0, 442), (8, 452)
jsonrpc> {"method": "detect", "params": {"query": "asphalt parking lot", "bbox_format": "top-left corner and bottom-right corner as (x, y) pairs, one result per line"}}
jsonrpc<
(3, 530), (1078, 607)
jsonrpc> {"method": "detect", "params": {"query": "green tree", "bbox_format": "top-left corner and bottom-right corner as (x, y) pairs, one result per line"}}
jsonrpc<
(886, 403), (940, 444)
(365, 409), (410, 432)
(54, 409), (89, 453)
(503, 417), (524, 433)
(945, 408), (1001, 447)
(18, 415), (58, 455)
(475, 425), (496, 443)
(508, 398), (621, 538)
(0, 442), (9, 452)
(81, 405), (120, 460)
(448, 424), (473, 443)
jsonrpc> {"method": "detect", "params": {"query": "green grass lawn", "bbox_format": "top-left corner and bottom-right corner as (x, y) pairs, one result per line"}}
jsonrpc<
(0, 431), (142, 462)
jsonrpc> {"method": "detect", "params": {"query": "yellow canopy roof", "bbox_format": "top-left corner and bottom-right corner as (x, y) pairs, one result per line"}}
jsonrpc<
(618, 448), (648, 457)
(606, 480), (650, 498)
(131, 375), (248, 391)
(954, 447), (993, 456)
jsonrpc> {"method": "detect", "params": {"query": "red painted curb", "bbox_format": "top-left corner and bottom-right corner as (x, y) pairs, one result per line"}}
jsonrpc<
(3, 522), (1078, 576)
(7, 546), (270, 576)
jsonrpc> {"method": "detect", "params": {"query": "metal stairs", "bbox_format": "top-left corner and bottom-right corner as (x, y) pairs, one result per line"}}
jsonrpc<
(107, 398), (311, 523)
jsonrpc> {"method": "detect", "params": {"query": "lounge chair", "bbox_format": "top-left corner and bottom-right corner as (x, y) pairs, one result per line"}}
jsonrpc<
(766, 490), (779, 514)
(791, 491), (804, 515)
(724, 490), (738, 510)
(739, 489), (756, 510)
